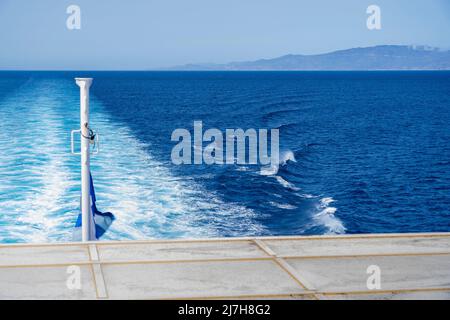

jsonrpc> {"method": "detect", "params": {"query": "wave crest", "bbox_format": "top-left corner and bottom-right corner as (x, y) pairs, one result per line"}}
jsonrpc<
(312, 197), (346, 234)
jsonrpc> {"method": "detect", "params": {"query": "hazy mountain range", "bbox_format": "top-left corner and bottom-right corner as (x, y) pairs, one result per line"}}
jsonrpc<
(167, 45), (450, 71)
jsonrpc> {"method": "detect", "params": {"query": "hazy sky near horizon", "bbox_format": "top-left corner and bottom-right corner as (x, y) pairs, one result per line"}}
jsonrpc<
(0, 0), (449, 70)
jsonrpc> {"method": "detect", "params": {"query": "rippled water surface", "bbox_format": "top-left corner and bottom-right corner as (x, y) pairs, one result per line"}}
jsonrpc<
(0, 71), (449, 243)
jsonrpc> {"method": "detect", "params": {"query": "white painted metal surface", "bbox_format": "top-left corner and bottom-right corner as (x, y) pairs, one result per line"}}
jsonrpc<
(75, 78), (95, 242)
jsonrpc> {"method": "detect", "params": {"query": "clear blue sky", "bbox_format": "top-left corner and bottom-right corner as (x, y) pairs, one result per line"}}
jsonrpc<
(0, 0), (449, 70)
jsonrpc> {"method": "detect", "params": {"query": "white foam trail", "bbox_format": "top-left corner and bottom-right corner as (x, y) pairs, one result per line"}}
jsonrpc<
(0, 79), (266, 242)
(0, 81), (76, 242)
(312, 197), (346, 234)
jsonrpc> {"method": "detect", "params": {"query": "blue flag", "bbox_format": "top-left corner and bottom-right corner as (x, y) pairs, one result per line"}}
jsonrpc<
(74, 172), (115, 240)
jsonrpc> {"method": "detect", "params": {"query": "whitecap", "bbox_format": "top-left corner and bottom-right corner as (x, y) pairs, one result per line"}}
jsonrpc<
(268, 201), (297, 210)
(275, 176), (300, 191)
(279, 150), (296, 166)
(312, 197), (346, 234)
(259, 165), (279, 176)
(259, 149), (296, 176)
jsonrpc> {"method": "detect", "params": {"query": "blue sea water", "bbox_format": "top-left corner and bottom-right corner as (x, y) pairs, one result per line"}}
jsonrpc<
(0, 71), (449, 243)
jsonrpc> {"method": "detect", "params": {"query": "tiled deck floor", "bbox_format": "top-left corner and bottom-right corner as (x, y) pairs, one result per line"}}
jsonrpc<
(0, 233), (449, 299)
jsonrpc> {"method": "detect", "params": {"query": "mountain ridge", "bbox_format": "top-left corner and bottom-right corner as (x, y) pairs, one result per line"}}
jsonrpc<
(166, 45), (450, 71)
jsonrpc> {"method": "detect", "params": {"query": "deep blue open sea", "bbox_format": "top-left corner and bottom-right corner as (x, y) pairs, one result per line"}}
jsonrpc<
(0, 71), (449, 243)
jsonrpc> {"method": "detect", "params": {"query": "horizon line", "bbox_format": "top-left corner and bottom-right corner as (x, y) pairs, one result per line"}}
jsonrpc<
(1, 69), (450, 72)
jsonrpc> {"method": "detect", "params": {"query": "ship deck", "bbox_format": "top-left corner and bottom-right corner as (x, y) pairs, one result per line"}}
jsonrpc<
(0, 232), (449, 299)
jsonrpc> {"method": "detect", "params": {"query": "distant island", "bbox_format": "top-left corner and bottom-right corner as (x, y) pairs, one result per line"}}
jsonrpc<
(167, 45), (450, 71)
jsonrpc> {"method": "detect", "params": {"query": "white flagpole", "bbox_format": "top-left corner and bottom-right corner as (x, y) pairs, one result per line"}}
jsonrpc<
(75, 78), (94, 242)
